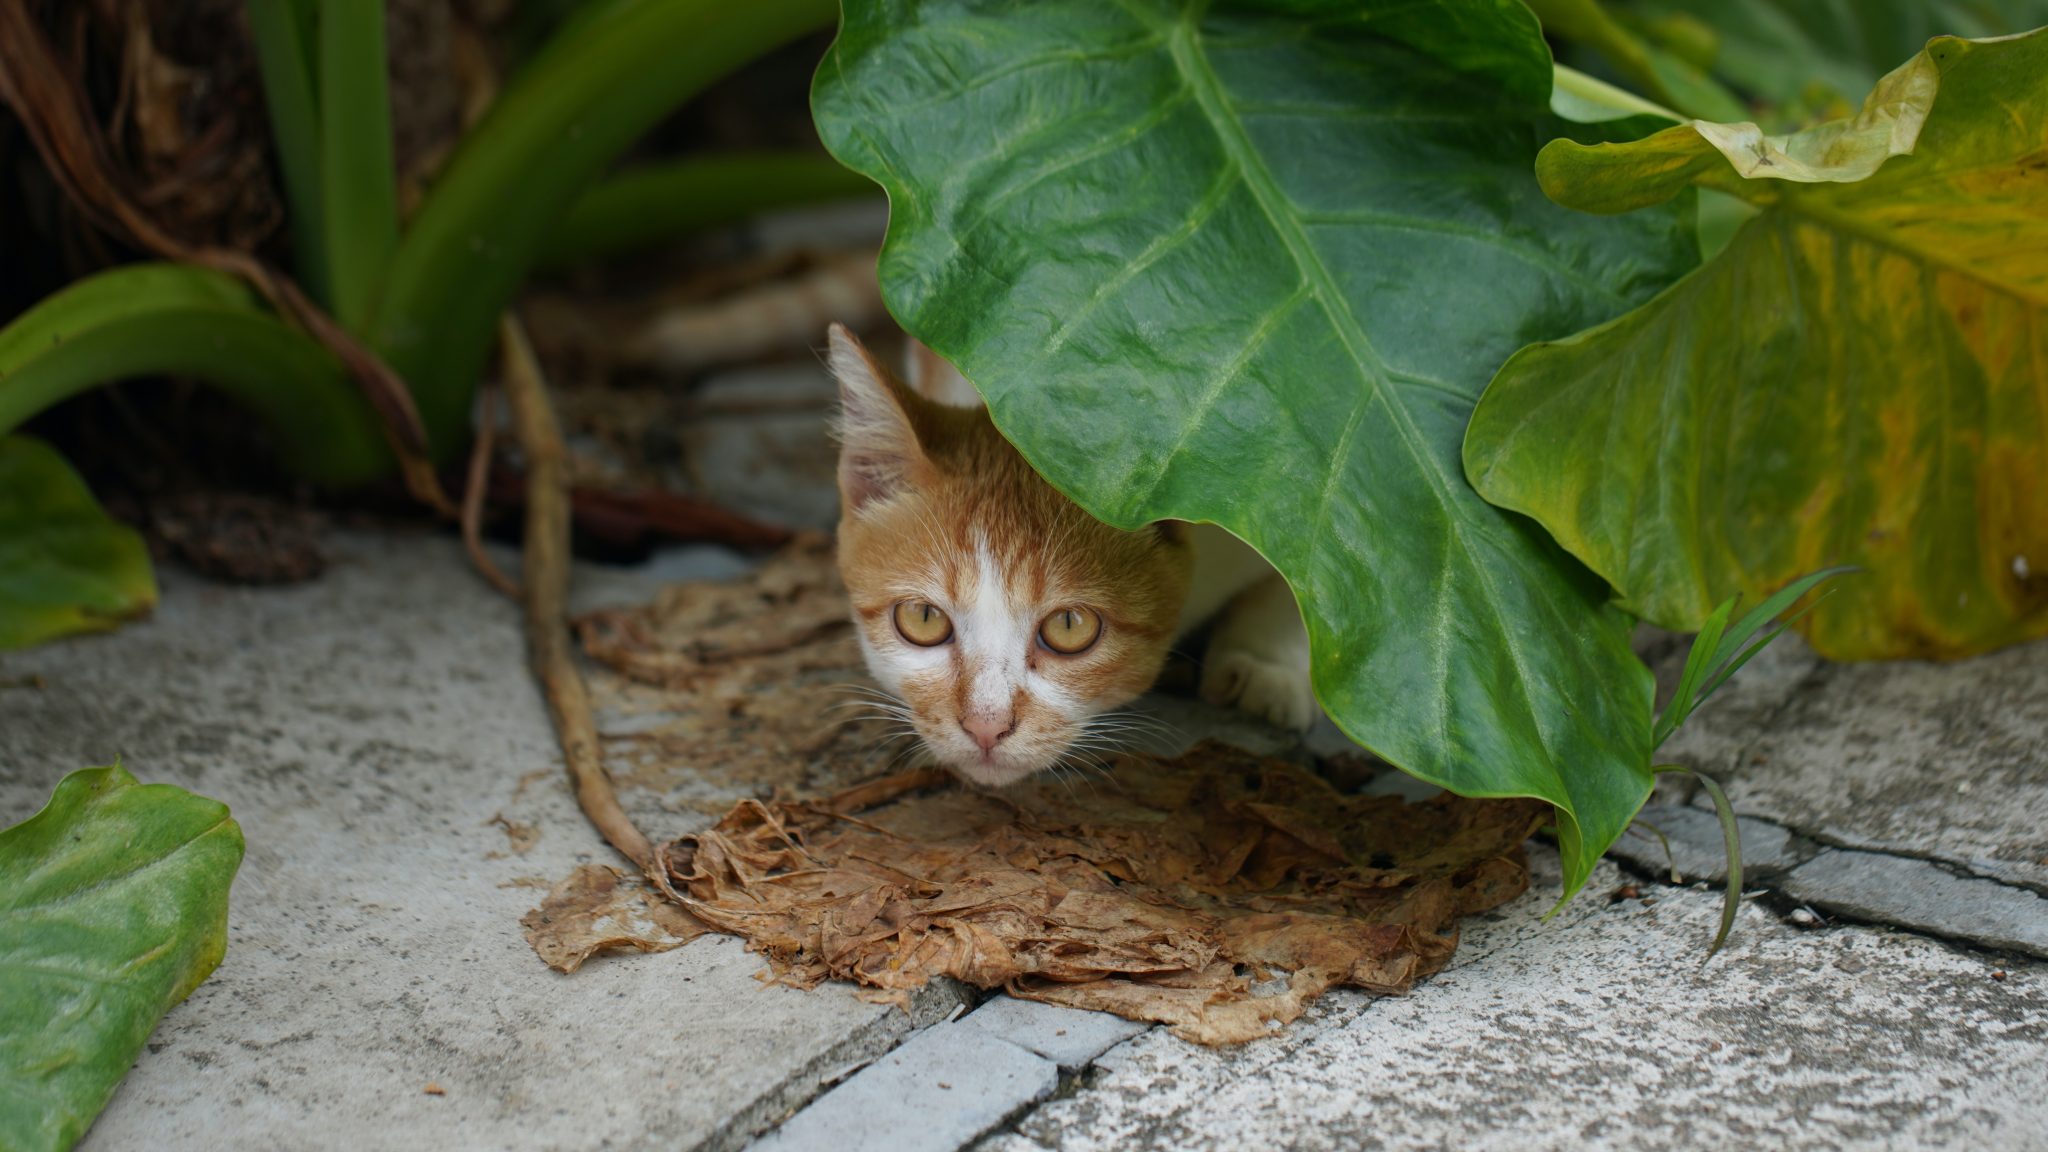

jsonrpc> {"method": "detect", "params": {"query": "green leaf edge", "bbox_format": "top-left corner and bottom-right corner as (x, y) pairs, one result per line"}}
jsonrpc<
(0, 436), (158, 651)
(0, 764), (244, 1152)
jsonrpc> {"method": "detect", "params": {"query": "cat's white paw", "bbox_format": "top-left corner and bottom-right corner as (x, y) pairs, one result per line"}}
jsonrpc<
(1200, 649), (1318, 732)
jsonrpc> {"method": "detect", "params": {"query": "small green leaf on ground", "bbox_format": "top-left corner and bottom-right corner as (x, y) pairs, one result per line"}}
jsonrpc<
(0, 437), (157, 651)
(0, 765), (243, 1152)
(815, 0), (1702, 897)
(1466, 30), (2048, 660)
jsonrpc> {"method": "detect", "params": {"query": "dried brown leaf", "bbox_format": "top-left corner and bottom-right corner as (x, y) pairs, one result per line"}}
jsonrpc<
(521, 864), (707, 974)
(544, 538), (1546, 1044)
(654, 741), (1543, 1045)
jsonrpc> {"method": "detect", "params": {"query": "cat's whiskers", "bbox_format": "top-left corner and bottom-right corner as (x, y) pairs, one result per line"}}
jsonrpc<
(829, 682), (912, 706)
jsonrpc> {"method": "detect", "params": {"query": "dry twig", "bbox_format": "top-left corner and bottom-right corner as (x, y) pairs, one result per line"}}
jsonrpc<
(461, 380), (521, 599)
(498, 314), (654, 868)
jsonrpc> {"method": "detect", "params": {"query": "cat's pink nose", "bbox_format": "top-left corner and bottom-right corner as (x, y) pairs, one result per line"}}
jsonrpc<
(960, 712), (1014, 752)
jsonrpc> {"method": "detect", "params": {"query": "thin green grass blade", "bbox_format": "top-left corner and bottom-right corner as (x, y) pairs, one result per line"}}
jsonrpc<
(1650, 765), (1744, 957)
(1653, 594), (1735, 748)
(245, 0), (329, 304)
(319, 0), (400, 331)
(1693, 771), (1743, 960)
(1697, 587), (1841, 701)
(369, 0), (837, 458)
(1704, 566), (1855, 679)
(1695, 594), (1826, 705)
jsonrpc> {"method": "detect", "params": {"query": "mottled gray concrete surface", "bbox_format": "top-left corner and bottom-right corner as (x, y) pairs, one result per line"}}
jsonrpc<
(982, 855), (2048, 1152)
(0, 532), (963, 1152)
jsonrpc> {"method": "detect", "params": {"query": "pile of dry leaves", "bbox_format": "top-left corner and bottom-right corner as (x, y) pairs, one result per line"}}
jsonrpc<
(526, 539), (1547, 1045)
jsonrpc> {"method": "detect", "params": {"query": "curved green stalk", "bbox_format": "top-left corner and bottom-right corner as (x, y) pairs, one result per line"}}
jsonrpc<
(368, 0), (838, 458)
(1550, 62), (1681, 124)
(244, 0), (330, 305)
(0, 265), (387, 486)
(538, 151), (876, 267)
(1653, 765), (1745, 960)
(319, 0), (400, 331)
(1694, 772), (1743, 959)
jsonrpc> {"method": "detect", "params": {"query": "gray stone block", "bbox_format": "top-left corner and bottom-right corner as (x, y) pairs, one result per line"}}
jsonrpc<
(753, 1023), (1057, 1152)
(1606, 802), (1806, 883)
(958, 996), (1148, 1070)
(1782, 849), (2048, 958)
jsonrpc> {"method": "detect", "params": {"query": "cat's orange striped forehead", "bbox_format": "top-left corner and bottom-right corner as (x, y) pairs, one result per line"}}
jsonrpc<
(828, 326), (1190, 786)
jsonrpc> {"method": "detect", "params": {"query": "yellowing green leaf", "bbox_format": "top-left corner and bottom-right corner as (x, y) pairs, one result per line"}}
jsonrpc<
(1465, 30), (2048, 660)
(0, 437), (156, 651)
(1533, 42), (1941, 214)
(0, 765), (244, 1152)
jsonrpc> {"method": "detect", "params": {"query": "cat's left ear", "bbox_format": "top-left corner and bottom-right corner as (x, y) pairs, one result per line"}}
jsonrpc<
(828, 323), (928, 515)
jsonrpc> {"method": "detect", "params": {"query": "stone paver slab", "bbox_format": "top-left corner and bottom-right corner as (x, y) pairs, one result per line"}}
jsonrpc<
(959, 997), (1149, 1070)
(0, 532), (957, 1152)
(754, 1022), (1057, 1152)
(1783, 849), (2048, 959)
(1605, 802), (1808, 884)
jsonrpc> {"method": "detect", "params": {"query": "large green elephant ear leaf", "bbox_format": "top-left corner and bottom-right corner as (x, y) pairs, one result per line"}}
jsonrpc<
(0, 436), (157, 651)
(1465, 30), (2048, 661)
(0, 765), (244, 1152)
(814, 0), (1701, 896)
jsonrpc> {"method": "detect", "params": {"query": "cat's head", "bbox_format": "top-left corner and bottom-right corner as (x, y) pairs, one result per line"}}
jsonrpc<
(828, 325), (1191, 787)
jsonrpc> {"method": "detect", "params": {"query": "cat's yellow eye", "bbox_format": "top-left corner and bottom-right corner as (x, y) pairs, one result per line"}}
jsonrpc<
(892, 600), (953, 646)
(1038, 607), (1102, 655)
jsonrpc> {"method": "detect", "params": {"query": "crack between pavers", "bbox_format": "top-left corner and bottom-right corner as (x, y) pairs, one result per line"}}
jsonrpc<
(1779, 830), (2048, 900)
(1751, 886), (2048, 965)
(1609, 805), (2048, 959)
(1641, 790), (2048, 902)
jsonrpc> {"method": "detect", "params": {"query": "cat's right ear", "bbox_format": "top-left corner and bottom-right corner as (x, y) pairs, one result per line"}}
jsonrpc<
(828, 323), (927, 515)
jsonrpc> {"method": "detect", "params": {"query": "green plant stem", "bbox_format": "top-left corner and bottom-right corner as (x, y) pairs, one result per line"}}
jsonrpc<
(319, 0), (400, 331)
(1526, 1), (1671, 109)
(0, 265), (387, 486)
(244, 0), (329, 305)
(367, 0), (838, 460)
(1550, 62), (1682, 124)
(538, 151), (876, 267)
(1693, 772), (1743, 959)
(1653, 765), (1744, 959)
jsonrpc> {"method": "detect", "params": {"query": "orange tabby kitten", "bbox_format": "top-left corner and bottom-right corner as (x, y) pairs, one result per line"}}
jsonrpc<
(829, 324), (1316, 786)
